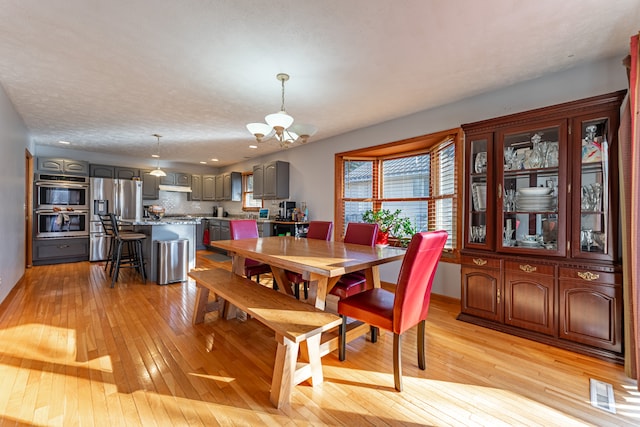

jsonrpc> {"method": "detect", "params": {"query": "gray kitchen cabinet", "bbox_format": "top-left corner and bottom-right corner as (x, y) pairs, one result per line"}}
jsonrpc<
(115, 167), (140, 180)
(214, 175), (224, 201)
(189, 174), (202, 201)
(263, 160), (289, 199)
(160, 172), (191, 186)
(220, 221), (230, 240)
(223, 172), (242, 201)
(252, 161), (288, 199)
(33, 237), (89, 265)
(141, 169), (159, 200)
(38, 157), (89, 175)
(253, 164), (264, 198)
(90, 164), (139, 179)
(202, 175), (216, 200)
(159, 172), (175, 185)
(90, 164), (115, 178)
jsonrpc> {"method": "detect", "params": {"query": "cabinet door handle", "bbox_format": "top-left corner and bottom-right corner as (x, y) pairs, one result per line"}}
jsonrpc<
(473, 258), (487, 266)
(577, 271), (599, 281)
(57, 245), (70, 249)
(497, 288), (501, 304)
(498, 183), (502, 198)
(519, 264), (537, 273)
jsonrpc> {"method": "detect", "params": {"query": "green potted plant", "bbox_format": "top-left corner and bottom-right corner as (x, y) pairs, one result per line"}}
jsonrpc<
(362, 209), (415, 246)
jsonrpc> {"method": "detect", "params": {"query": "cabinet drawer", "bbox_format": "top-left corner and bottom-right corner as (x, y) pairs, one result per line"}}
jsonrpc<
(505, 261), (554, 277)
(461, 255), (500, 269)
(559, 267), (619, 285)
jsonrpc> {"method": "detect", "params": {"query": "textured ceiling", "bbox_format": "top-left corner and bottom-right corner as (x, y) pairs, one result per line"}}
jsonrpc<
(1, 0), (639, 167)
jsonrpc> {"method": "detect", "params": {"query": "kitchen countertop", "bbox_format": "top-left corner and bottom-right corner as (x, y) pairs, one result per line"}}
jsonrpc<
(134, 215), (309, 225)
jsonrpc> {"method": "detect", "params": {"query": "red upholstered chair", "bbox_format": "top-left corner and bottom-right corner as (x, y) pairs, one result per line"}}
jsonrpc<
(285, 221), (333, 299)
(229, 220), (272, 283)
(329, 222), (379, 299)
(337, 230), (448, 391)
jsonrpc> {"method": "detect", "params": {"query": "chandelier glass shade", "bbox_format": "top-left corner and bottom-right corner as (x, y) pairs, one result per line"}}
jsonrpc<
(246, 73), (317, 148)
(149, 133), (166, 177)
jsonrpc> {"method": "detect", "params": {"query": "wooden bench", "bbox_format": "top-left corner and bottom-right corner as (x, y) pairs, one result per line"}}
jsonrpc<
(188, 268), (342, 408)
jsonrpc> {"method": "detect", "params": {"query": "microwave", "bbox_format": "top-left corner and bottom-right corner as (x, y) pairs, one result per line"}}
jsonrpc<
(35, 174), (89, 211)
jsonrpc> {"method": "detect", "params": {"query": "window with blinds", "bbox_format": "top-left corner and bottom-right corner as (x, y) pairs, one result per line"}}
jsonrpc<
(337, 131), (460, 254)
(242, 173), (262, 210)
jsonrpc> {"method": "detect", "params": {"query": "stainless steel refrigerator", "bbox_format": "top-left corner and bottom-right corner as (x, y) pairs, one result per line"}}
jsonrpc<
(89, 178), (143, 261)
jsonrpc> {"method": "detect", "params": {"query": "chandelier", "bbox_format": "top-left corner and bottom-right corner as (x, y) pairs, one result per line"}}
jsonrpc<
(246, 73), (317, 148)
(149, 133), (166, 177)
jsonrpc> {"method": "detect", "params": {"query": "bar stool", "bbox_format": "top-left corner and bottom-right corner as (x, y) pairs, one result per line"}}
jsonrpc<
(99, 214), (147, 287)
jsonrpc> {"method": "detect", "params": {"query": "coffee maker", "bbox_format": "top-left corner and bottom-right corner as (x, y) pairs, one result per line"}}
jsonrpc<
(278, 201), (296, 220)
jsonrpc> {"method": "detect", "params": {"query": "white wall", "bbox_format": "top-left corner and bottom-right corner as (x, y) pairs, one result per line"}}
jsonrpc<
(0, 83), (31, 304)
(223, 56), (629, 298)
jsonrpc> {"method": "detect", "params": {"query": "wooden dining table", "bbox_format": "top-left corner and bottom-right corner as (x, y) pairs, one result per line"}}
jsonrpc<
(209, 235), (406, 355)
(209, 235), (406, 309)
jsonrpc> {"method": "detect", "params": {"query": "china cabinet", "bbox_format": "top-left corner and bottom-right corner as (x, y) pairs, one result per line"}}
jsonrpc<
(459, 90), (625, 362)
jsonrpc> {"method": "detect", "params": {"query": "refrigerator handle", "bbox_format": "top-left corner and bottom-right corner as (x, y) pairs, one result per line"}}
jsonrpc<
(113, 181), (121, 218)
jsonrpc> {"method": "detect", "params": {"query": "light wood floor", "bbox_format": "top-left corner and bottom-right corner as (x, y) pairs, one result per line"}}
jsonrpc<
(0, 251), (638, 426)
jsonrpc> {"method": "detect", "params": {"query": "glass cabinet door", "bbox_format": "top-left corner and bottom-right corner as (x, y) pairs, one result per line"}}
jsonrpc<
(572, 115), (615, 261)
(465, 133), (494, 249)
(497, 121), (567, 256)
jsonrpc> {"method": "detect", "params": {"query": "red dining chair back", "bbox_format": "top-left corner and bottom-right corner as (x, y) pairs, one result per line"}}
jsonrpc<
(286, 221), (333, 299)
(337, 230), (448, 391)
(229, 219), (259, 239)
(343, 222), (378, 246)
(229, 220), (272, 283)
(305, 221), (333, 241)
(329, 222), (379, 299)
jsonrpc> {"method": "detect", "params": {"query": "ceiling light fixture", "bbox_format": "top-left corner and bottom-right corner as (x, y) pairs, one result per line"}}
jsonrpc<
(246, 73), (317, 148)
(149, 133), (166, 177)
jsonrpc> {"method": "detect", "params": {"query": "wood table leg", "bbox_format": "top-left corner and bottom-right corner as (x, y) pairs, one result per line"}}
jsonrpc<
(270, 266), (295, 296)
(270, 334), (298, 409)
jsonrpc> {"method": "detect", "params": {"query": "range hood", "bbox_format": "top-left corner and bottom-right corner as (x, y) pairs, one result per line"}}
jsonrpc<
(158, 184), (192, 193)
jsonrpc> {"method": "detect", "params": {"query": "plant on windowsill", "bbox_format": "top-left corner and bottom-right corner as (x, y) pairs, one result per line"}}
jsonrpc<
(362, 209), (416, 247)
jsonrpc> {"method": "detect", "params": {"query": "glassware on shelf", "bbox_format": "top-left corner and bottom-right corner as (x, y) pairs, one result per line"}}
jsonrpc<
(581, 183), (602, 211)
(470, 225), (486, 243)
(504, 146), (516, 170)
(503, 188), (516, 212)
(582, 125), (602, 163)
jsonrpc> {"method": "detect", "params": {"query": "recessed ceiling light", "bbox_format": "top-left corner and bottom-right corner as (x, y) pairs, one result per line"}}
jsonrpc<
(200, 161), (206, 164)
(152, 154), (159, 158)
(58, 140), (71, 144)
(249, 145), (258, 149)
(211, 158), (219, 162)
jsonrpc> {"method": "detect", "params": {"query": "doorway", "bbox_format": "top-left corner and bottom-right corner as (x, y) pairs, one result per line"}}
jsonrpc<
(25, 149), (33, 268)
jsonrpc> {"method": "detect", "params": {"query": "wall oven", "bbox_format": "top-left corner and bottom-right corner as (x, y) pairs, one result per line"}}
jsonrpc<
(35, 173), (89, 210)
(34, 174), (90, 238)
(35, 210), (89, 238)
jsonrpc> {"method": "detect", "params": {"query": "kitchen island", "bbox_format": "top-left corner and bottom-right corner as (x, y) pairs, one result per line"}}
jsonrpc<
(128, 218), (198, 283)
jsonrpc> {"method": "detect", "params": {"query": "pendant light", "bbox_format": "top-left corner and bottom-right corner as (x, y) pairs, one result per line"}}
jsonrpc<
(149, 134), (166, 177)
(246, 73), (317, 148)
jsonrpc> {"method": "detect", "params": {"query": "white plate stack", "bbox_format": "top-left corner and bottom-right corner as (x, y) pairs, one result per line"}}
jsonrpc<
(516, 187), (554, 211)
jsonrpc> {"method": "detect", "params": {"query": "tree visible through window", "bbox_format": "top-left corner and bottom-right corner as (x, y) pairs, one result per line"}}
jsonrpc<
(336, 129), (461, 257)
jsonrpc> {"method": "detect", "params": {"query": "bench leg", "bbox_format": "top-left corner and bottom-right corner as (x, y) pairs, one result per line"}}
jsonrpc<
(192, 286), (209, 325)
(271, 335), (298, 408)
(300, 334), (323, 386)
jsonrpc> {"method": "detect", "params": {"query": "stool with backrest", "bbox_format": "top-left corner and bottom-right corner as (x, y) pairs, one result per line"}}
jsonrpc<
(229, 219), (272, 283)
(337, 230), (448, 391)
(329, 222), (379, 299)
(285, 221), (333, 299)
(100, 213), (147, 288)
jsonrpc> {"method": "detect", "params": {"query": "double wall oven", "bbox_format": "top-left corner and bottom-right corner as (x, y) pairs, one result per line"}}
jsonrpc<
(34, 174), (89, 239)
